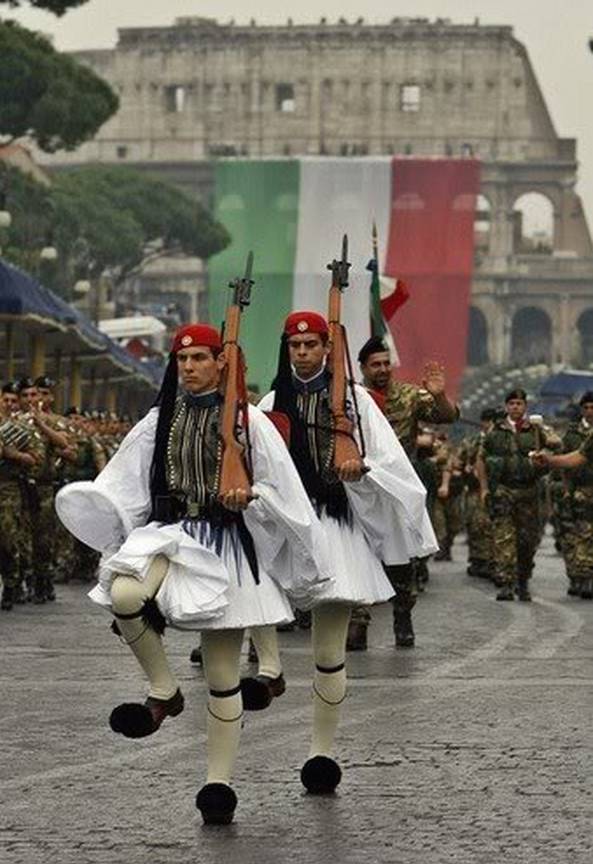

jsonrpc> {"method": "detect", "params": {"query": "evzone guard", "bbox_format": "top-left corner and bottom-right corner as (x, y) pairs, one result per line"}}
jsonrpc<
(55, 257), (331, 825)
(244, 236), (438, 794)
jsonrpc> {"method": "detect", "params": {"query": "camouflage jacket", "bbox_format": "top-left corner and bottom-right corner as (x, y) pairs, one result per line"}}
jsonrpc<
(368, 379), (452, 457)
(481, 417), (549, 490)
(564, 421), (593, 488)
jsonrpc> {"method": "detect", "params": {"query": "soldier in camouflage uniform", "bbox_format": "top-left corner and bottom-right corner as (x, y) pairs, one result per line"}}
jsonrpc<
(17, 377), (74, 603)
(458, 409), (496, 580)
(56, 408), (105, 582)
(0, 382), (40, 610)
(477, 389), (553, 601)
(532, 393), (593, 599)
(347, 336), (458, 649)
(432, 432), (465, 562)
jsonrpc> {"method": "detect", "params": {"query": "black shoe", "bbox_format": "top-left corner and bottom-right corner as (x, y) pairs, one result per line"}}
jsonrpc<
(567, 583), (581, 597)
(189, 646), (203, 665)
(276, 621), (295, 632)
(1, 586), (15, 611)
(516, 579), (532, 602)
(393, 607), (415, 647)
(496, 587), (515, 601)
(301, 756), (342, 794)
(44, 578), (56, 602)
(196, 783), (237, 825)
(240, 673), (286, 710)
(346, 622), (368, 651)
(433, 548), (451, 562)
(109, 688), (184, 738)
(580, 579), (593, 600)
(295, 609), (312, 630)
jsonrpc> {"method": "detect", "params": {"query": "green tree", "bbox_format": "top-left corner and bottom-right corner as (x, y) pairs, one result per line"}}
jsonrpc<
(0, 20), (118, 152)
(0, 165), (231, 296)
(0, 1), (88, 14)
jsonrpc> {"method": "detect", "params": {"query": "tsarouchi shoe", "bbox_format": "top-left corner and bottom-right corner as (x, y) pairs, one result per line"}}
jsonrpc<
(109, 688), (184, 738)
(240, 674), (286, 711)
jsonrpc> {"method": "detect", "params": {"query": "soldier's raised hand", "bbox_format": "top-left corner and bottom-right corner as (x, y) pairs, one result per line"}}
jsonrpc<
(422, 361), (446, 396)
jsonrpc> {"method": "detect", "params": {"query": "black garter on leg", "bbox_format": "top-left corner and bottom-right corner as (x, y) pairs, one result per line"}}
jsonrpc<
(111, 595), (167, 640)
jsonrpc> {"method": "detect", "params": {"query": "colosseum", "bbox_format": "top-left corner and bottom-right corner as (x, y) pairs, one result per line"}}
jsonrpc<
(39, 15), (593, 400)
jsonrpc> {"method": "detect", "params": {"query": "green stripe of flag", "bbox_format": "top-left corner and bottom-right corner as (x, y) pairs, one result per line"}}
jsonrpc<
(208, 160), (300, 392)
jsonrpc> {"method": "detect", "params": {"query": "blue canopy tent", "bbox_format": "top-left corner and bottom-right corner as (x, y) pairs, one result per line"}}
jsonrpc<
(0, 259), (161, 410)
(530, 369), (593, 418)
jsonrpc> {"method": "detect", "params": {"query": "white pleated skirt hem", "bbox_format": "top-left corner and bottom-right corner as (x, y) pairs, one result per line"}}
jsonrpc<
(311, 513), (394, 606)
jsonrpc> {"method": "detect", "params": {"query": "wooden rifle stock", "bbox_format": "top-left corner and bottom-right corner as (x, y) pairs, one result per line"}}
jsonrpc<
(327, 235), (366, 473)
(218, 254), (254, 501)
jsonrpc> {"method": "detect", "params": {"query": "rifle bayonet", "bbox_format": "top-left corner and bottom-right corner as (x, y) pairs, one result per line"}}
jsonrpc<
(229, 250), (255, 309)
(326, 233), (351, 291)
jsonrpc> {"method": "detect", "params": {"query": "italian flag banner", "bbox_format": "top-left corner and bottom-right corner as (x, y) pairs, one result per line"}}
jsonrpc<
(209, 157), (480, 397)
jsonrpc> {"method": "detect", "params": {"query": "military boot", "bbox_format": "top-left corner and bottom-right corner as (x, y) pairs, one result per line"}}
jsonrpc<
(346, 621), (368, 651)
(580, 578), (593, 600)
(496, 584), (515, 601)
(1, 585), (15, 611)
(516, 578), (532, 602)
(567, 579), (581, 597)
(393, 606), (415, 647)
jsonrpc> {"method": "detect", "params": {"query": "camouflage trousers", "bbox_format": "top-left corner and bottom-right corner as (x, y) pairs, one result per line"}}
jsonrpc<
(350, 562), (416, 626)
(21, 484), (58, 583)
(560, 487), (593, 586)
(465, 490), (494, 563)
(490, 485), (541, 586)
(0, 481), (25, 589)
(433, 494), (464, 551)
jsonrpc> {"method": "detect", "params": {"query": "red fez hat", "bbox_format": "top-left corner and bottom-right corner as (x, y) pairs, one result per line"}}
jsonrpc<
(284, 310), (328, 337)
(171, 323), (222, 354)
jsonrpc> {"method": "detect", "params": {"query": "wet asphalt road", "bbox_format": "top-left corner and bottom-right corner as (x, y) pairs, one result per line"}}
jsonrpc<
(1, 531), (592, 864)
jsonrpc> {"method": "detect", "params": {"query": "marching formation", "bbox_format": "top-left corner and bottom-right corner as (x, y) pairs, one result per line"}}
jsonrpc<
(3, 238), (593, 829)
(0, 378), (130, 610)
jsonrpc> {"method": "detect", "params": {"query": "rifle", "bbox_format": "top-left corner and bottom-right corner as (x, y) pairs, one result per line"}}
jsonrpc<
(217, 252), (255, 502)
(327, 235), (367, 474)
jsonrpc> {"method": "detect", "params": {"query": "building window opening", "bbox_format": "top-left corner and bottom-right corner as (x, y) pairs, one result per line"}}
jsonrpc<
(116, 145), (128, 159)
(513, 192), (554, 254)
(474, 194), (491, 252)
(400, 84), (420, 112)
(276, 83), (295, 113)
(165, 85), (187, 113)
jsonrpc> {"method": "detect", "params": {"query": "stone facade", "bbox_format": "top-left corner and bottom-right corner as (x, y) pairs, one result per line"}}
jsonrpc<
(38, 16), (593, 369)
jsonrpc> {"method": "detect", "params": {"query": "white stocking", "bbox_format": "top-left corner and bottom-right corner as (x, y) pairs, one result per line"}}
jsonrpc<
(309, 603), (351, 758)
(201, 628), (244, 785)
(110, 555), (178, 701)
(249, 624), (282, 678)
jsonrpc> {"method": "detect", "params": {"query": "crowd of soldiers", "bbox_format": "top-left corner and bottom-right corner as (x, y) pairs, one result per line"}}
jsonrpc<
(0, 375), (131, 612)
(3, 353), (593, 635)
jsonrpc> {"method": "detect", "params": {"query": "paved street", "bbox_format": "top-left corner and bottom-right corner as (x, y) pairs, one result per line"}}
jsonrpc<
(1, 532), (593, 864)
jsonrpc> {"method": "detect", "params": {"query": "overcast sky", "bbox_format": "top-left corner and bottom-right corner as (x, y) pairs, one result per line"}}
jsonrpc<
(7, 0), (593, 226)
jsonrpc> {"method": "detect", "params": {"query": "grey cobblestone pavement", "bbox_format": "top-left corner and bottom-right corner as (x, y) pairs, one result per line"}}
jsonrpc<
(1, 532), (593, 864)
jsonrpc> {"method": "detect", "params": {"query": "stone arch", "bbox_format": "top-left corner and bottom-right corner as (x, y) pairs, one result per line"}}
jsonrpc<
(512, 192), (554, 254)
(577, 308), (593, 366)
(466, 306), (489, 366)
(511, 306), (552, 366)
(474, 194), (492, 253)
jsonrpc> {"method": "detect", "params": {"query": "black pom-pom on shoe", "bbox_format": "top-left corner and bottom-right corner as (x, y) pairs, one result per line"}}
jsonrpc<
(301, 756), (342, 794)
(196, 783), (237, 825)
